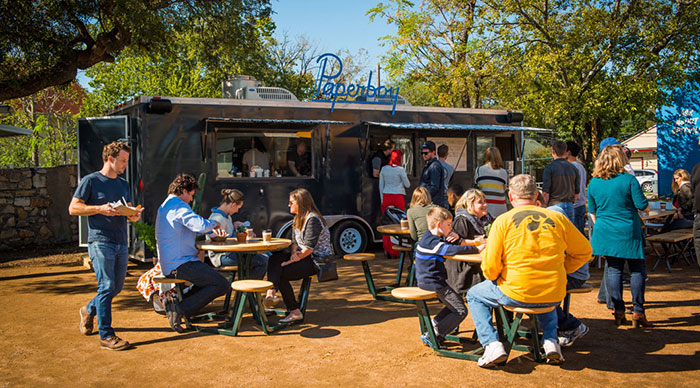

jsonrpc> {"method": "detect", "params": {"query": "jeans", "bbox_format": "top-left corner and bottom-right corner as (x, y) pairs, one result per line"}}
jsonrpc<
(433, 286), (468, 337)
(172, 260), (229, 317)
(661, 217), (694, 233)
(597, 260), (614, 310)
(573, 205), (587, 236)
(606, 257), (646, 313)
(220, 252), (270, 280)
(547, 202), (574, 221)
(267, 251), (317, 311)
(556, 276), (585, 332)
(86, 241), (129, 339)
(695, 215), (700, 268)
(466, 280), (561, 346)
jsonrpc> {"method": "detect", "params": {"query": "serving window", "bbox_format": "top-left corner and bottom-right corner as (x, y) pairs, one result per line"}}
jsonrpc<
(215, 129), (314, 179)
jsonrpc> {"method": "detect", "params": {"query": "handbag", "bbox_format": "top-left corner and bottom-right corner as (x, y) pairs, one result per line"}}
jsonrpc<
(313, 255), (339, 282)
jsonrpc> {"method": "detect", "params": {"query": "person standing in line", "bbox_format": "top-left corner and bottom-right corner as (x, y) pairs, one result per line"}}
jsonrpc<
(368, 139), (395, 225)
(474, 146), (509, 218)
(542, 140), (580, 221)
(566, 141), (588, 236)
(419, 141), (447, 208)
(379, 149), (410, 257)
(69, 141), (143, 351)
(588, 145), (651, 327)
(156, 174), (229, 333)
(691, 135), (700, 269)
(437, 144), (454, 194)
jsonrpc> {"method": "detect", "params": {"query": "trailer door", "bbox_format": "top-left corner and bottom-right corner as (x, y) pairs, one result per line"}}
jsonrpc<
(76, 116), (130, 247)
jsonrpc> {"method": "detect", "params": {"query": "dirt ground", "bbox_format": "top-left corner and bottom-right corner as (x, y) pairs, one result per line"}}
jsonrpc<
(1, 247), (699, 388)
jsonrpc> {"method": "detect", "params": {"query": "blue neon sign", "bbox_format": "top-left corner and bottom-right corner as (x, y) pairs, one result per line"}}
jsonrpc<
(311, 53), (401, 114)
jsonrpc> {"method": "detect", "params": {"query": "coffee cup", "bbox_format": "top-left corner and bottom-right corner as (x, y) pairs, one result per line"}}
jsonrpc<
(246, 228), (253, 239)
(262, 229), (272, 243)
(400, 219), (409, 229)
(660, 202), (666, 210)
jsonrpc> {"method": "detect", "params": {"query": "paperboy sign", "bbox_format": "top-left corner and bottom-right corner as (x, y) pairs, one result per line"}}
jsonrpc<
(311, 53), (401, 114)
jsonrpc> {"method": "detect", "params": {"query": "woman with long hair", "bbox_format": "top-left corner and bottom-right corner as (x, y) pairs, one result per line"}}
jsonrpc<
(588, 145), (651, 327)
(661, 169), (693, 232)
(474, 146), (509, 218)
(406, 186), (435, 241)
(265, 189), (332, 323)
(379, 149), (410, 257)
(207, 189), (269, 279)
(446, 189), (492, 295)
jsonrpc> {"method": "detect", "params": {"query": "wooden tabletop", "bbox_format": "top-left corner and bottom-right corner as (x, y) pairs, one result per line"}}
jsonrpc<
(197, 238), (291, 253)
(376, 224), (411, 236)
(444, 253), (483, 263)
(640, 209), (676, 221)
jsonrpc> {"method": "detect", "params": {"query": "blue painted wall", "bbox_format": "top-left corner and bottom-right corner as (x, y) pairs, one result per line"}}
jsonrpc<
(656, 86), (700, 197)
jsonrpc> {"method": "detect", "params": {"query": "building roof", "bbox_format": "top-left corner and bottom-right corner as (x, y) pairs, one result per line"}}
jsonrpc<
(623, 125), (656, 153)
(0, 124), (31, 138)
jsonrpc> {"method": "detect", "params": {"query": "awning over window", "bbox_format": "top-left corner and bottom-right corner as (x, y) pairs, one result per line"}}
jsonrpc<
(362, 121), (553, 132)
(206, 117), (351, 129)
(0, 124), (32, 138)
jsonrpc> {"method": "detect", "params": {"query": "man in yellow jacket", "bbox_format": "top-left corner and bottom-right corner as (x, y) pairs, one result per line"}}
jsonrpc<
(466, 174), (592, 367)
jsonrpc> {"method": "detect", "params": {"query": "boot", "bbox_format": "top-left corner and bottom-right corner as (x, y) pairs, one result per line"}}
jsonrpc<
(632, 312), (653, 328)
(614, 311), (627, 326)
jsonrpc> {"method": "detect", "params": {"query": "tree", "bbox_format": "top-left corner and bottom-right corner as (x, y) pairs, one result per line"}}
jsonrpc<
(0, 82), (84, 168)
(0, 0), (272, 101)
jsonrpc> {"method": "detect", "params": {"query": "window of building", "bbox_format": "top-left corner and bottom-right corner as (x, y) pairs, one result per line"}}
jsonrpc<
(215, 130), (313, 179)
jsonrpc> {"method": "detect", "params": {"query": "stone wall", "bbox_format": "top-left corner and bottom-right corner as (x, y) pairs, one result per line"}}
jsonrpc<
(0, 165), (78, 250)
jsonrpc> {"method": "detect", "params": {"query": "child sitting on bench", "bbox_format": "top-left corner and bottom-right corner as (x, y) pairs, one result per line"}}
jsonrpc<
(414, 206), (484, 348)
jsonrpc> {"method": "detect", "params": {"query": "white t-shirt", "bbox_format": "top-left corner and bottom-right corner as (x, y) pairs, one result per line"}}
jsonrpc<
(242, 149), (270, 170)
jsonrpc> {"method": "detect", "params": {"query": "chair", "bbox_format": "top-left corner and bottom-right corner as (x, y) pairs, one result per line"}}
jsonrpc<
(562, 284), (593, 315)
(152, 275), (192, 330)
(391, 245), (415, 286)
(497, 305), (556, 363)
(227, 280), (275, 335)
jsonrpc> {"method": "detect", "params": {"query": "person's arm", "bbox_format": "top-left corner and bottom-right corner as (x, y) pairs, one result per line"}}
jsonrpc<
(378, 167), (385, 198)
(283, 217), (322, 266)
(288, 160), (300, 176)
(401, 168), (410, 188)
(480, 218), (504, 281)
(174, 206), (220, 234)
(69, 197), (120, 217)
(372, 156), (381, 178)
(428, 164), (441, 197)
(408, 209), (418, 241)
(542, 165), (552, 205)
(629, 176), (650, 212)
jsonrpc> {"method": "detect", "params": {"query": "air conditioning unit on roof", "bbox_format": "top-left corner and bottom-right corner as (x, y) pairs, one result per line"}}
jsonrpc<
(222, 75), (298, 101)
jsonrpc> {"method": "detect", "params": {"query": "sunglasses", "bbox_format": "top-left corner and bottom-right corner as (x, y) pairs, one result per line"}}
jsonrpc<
(421, 151), (430, 155)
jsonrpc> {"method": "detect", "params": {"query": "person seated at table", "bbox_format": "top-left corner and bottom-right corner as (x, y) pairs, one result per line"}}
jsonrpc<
(286, 141), (312, 177)
(242, 137), (271, 174)
(407, 187), (436, 242)
(661, 168), (694, 232)
(446, 184), (464, 214)
(207, 188), (269, 279)
(466, 174), (591, 367)
(446, 189), (492, 297)
(156, 173), (229, 333)
(415, 206), (483, 349)
(265, 188), (332, 323)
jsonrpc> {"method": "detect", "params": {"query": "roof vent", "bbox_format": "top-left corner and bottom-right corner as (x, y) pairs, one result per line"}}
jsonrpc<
(222, 76), (298, 101)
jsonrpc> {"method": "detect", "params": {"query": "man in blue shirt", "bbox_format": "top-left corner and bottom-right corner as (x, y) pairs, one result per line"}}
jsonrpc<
(156, 173), (229, 333)
(419, 141), (447, 208)
(69, 141), (143, 351)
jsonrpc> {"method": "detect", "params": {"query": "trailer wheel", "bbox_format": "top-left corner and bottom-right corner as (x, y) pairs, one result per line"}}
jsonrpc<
(332, 221), (368, 255)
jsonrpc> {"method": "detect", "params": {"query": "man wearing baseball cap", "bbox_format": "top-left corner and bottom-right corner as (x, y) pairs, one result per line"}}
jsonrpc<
(419, 141), (447, 208)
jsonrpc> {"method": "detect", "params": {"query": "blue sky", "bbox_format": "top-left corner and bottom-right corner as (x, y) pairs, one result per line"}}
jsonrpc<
(78, 1), (395, 89)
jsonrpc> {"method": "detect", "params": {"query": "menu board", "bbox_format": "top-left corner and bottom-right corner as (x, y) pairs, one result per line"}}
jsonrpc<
(427, 137), (468, 171)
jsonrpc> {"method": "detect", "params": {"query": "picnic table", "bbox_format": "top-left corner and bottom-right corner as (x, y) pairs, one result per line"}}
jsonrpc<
(376, 224), (415, 287)
(444, 253), (483, 263)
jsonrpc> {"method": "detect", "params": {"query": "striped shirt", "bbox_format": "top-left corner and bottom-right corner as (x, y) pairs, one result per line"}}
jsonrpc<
(474, 163), (509, 218)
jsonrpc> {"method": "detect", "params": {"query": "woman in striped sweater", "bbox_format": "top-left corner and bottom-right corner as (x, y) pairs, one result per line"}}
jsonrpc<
(474, 146), (509, 218)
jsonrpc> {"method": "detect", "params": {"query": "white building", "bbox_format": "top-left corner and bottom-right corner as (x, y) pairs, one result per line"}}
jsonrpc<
(623, 125), (657, 171)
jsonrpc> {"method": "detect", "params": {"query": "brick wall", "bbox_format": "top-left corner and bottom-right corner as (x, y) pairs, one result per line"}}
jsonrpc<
(0, 165), (78, 250)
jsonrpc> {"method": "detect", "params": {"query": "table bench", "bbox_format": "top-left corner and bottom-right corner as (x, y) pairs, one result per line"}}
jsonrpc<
(152, 275), (193, 330)
(646, 229), (694, 272)
(345, 253), (415, 304)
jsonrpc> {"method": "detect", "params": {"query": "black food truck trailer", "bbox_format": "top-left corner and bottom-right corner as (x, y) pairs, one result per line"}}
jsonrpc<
(77, 91), (546, 261)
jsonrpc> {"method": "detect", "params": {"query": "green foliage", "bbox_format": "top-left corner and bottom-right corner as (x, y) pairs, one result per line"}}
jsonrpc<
(236, 224), (248, 234)
(132, 222), (157, 253)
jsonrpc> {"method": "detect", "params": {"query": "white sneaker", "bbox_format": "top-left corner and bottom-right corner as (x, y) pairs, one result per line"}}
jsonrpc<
(477, 341), (508, 368)
(558, 323), (589, 347)
(543, 339), (564, 364)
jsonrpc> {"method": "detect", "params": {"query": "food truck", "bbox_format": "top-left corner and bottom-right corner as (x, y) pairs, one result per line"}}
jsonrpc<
(78, 73), (547, 261)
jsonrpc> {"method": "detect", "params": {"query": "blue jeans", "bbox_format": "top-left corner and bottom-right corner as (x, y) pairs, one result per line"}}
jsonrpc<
(220, 252), (270, 280)
(573, 205), (586, 236)
(606, 257), (646, 313)
(548, 202), (574, 221)
(556, 276), (585, 332)
(466, 280), (561, 346)
(172, 260), (229, 317)
(86, 241), (129, 339)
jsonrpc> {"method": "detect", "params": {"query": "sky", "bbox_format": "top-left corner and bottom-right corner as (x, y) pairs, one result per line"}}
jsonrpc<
(77, 0), (395, 90)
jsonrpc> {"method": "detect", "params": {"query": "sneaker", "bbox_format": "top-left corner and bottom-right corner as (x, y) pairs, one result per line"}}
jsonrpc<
(477, 341), (508, 368)
(543, 339), (564, 364)
(100, 336), (130, 351)
(279, 311), (303, 324)
(79, 306), (95, 336)
(420, 333), (444, 350)
(558, 323), (589, 347)
(165, 300), (185, 333)
(263, 295), (281, 309)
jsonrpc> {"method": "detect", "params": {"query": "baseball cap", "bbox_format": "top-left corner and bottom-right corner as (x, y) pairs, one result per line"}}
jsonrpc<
(421, 141), (436, 152)
(599, 137), (620, 151)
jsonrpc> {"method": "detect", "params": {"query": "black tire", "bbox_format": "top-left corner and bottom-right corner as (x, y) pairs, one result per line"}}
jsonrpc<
(332, 220), (368, 255)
